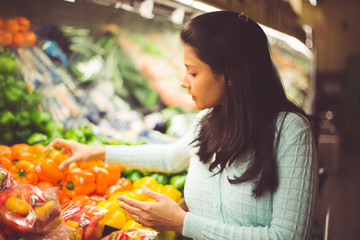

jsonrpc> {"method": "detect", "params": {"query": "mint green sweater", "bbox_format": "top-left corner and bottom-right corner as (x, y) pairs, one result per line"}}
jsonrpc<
(105, 112), (318, 240)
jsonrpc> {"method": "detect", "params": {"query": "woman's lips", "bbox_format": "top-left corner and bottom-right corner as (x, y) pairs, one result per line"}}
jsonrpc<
(192, 96), (197, 101)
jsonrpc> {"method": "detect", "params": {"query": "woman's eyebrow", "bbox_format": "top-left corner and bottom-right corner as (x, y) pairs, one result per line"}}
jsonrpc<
(185, 64), (197, 68)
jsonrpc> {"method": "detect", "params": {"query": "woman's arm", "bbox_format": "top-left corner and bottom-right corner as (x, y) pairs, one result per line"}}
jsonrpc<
(182, 121), (318, 239)
(105, 128), (194, 173)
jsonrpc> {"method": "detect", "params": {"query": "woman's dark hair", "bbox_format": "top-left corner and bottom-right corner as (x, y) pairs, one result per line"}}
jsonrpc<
(181, 11), (309, 197)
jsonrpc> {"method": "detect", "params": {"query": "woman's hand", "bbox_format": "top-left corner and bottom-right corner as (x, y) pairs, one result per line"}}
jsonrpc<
(44, 138), (105, 170)
(118, 185), (186, 234)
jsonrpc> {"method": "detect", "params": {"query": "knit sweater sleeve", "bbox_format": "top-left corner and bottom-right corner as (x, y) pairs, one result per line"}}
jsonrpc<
(104, 110), (205, 173)
(182, 113), (318, 240)
(105, 129), (193, 173)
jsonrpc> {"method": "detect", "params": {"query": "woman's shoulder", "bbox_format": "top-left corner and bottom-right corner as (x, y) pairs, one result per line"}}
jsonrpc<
(275, 111), (311, 134)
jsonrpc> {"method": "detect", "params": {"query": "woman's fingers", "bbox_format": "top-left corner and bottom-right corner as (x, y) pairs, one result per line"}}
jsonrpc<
(141, 185), (164, 201)
(118, 196), (145, 215)
(117, 196), (146, 210)
(44, 138), (72, 152)
(58, 156), (78, 170)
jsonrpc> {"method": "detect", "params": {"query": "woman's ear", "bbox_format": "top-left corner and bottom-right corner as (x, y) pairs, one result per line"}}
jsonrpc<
(227, 80), (232, 86)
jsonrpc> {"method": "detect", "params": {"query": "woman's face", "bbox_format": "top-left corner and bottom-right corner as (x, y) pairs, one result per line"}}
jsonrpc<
(181, 44), (226, 110)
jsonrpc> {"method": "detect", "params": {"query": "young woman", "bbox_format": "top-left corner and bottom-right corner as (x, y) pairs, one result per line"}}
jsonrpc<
(48, 11), (318, 240)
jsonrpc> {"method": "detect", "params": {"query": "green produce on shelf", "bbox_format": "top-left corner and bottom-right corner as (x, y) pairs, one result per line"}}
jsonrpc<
(169, 174), (187, 192)
(31, 110), (51, 130)
(15, 110), (32, 128)
(64, 128), (86, 143)
(0, 55), (16, 74)
(0, 110), (16, 126)
(27, 132), (49, 145)
(44, 120), (65, 137)
(61, 27), (160, 112)
(127, 170), (144, 183)
(150, 172), (168, 185)
(121, 168), (136, 178)
(0, 47), (57, 145)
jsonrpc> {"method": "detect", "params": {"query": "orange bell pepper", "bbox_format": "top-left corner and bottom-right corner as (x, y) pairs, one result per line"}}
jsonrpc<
(0, 145), (11, 159)
(105, 178), (132, 199)
(89, 194), (106, 204)
(9, 160), (38, 185)
(71, 194), (105, 206)
(17, 151), (36, 163)
(59, 192), (71, 205)
(36, 157), (64, 185)
(104, 163), (124, 185)
(71, 195), (95, 206)
(62, 168), (96, 198)
(79, 160), (105, 171)
(46, 148), (68, 165)
(11, 144), (30, 161)
(30, 144), (46, 158)
(37, 181), (54, 188)
(0, 156), (13, 170)
(92, 166), (112, 195)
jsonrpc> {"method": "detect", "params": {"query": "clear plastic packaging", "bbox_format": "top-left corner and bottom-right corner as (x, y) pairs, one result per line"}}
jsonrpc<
(0, 183), (67, 239)
(0, 164), (17, 193)
(101, 228), (159, 240)
(61, 201), (108, 240)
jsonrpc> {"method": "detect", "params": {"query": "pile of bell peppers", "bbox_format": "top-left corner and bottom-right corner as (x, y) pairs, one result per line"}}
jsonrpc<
(0, 143), (126, 205)
(0, 142), (187, 237)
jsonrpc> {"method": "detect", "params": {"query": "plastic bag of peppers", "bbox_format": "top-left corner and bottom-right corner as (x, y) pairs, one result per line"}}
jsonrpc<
(100, 228), (159, 240)
(0, 183), (68, 240)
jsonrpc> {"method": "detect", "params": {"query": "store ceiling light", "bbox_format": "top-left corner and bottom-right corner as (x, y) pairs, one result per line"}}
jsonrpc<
(171, 7), (185, 25)
(175, 0), (193, 5)
(64, 0), (75, 2)
(174, 0), (220, 12)
(192, 1), (220, 12)
(309, 0), (317, 6)
(260, 23), (313, 59)
(115, 2), (135, 11)
(140, 0), (155, 19)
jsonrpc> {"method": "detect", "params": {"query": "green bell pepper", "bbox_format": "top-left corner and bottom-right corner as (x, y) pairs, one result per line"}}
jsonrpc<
(79, 124), (94, 140)
(0, 110), (16, 126)
(169, 174), (187, 191)
(121, 168), (135, 178)
(127, 170), (143, 183)
(64, 128), (86, 143)
(0, 56), (16, 74)
(15, 110), (31, 128)
(31, 110), (51, 130)
(27, 132), (49, 145)
(4, 85), (23, 106)
(150, 173), (168, 185)
(45, 120), (65, 136)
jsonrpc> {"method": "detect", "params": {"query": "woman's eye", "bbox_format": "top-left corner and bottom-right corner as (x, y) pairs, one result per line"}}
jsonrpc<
(189, 72), (197, 77)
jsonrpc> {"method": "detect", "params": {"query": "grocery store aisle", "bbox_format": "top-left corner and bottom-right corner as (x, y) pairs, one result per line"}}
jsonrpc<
(316, 147), (360, 240)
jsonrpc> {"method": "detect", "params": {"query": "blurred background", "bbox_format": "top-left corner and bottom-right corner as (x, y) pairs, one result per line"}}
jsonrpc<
(0, 0), (359, 239)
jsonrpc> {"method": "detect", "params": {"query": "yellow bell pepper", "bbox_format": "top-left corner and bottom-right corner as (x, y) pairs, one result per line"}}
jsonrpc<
(6, 197), (30, 215)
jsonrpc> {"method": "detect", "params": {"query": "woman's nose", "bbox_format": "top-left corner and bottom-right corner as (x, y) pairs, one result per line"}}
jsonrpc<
(181, 76), (190, 89)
